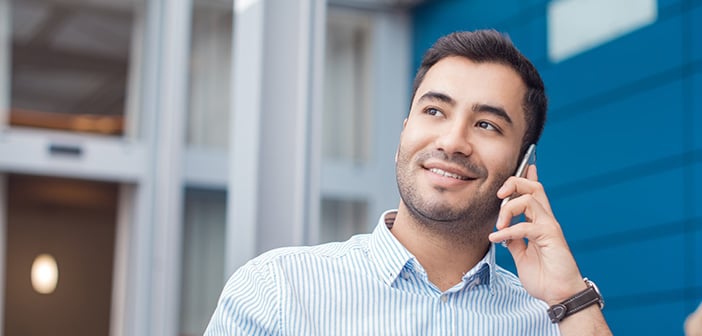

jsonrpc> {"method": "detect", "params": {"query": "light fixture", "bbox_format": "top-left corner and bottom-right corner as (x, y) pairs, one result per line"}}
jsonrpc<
(31, 254), (59, 294)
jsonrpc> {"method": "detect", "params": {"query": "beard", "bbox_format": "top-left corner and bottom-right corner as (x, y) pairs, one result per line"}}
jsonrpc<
(395, 145), (513, 244)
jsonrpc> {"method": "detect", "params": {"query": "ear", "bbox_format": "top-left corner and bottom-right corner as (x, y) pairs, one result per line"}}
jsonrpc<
(395, 119), (408, 163)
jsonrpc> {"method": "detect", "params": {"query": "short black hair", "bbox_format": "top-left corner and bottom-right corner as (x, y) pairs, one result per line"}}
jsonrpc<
(412, 30), (547, 153)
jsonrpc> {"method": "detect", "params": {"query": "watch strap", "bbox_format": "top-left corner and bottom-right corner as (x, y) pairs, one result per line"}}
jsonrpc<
(547, 279), (603, 323)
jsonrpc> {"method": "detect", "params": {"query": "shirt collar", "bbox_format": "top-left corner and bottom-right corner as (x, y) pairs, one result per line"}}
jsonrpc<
(368, 210), (414, 287)
(368, 210), (497, 291)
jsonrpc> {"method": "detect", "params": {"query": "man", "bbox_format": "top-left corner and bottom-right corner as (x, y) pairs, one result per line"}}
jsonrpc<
(205, 30), (612, 335)
(686, 302), (702, 336)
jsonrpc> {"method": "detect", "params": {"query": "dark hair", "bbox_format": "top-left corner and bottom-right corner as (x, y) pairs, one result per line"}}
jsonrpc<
(411, 30), (547, 153)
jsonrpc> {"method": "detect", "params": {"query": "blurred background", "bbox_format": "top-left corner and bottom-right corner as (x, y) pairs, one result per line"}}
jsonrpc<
(0, 0), (698, 335)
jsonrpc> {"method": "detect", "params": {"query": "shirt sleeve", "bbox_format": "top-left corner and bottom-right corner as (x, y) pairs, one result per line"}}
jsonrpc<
(204, 259), (281, 336)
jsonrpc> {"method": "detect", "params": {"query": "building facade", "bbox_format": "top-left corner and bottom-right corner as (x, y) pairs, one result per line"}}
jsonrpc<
(0, 0), (699, 335)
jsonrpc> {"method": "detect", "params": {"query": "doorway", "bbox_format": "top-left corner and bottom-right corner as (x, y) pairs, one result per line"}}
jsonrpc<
(3, 173), (117, 335)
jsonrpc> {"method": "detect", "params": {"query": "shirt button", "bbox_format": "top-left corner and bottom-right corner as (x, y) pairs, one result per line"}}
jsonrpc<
(440, 295), (448, 303)
(402, 273), (410, 280)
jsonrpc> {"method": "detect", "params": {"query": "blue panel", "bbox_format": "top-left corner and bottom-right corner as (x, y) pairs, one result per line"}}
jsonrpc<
(694, 72), (702, 151)
(658, 0), (684, 11)
(550, 166), (686, 241)
(411, 0), (543, 80)
(541, 14), (684, 113)
(605, 301), (688, 336)
(693, 5), (702, 63)
(696, 223), (702, 287)
(538, 80), (685, 187)
(524, 0), (548, 8)
(696, 162), (702, 218)
(575, 234), (685, 299)
(503, 14), (548, 67)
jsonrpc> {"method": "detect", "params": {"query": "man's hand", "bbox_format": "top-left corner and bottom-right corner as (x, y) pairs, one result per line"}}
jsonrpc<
(488, 165), (612, 335)
(488, 165), (584, 304)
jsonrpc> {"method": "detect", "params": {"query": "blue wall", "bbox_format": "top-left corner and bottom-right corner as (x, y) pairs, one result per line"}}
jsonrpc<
(412, 1), (702, 334)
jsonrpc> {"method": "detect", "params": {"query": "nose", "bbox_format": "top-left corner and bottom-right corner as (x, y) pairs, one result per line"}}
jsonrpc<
(435, 121), (473, 157)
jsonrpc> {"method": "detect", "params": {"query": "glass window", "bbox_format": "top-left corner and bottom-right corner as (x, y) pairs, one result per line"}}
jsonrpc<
(9, 0), (134, 135)
(186, 3), (232, 149)
(320, 197), (368, 243)
(322, 8), (373, 163)
(179, 188), (226, 336)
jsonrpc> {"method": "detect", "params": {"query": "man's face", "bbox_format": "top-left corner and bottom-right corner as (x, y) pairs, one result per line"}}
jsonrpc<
(396, 56), (528, 231)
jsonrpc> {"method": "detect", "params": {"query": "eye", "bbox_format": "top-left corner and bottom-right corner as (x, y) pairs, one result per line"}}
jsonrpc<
(476, 121), (499, 132)
(424, 107), (444, 117)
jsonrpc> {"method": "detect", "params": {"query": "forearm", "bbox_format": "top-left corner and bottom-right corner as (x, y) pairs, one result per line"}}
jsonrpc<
(557, 304), (612, 336)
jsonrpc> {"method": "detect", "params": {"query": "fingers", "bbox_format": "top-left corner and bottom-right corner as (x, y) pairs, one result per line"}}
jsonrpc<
(489, 194), (560, 244)
(497, 165), (553, 215)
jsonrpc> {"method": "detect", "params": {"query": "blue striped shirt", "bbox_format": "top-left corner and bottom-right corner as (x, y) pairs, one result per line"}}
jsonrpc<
(205, 210), (560, 335)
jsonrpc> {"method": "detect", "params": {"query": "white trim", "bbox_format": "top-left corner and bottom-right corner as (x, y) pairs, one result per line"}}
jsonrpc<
(148, 0), (191, 334)
(304, 0), (326, 245)
(226, 0), (263, 277)
(0, 128), (146, 182)
(0, 0), (8, 331)
(184, 146), (228, 189)
(547, 0), (658, 63)
(0, 0), (8, 129)
(109, 184), (133, 336)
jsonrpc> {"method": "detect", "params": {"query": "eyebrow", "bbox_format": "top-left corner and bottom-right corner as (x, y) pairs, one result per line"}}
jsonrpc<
(417, 91), (514, 125)
(417, 91), (456, 106)
(472, 103), (513, 124)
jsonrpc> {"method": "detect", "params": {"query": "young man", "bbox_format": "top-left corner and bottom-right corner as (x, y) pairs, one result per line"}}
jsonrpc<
(205, 30), (612, 335)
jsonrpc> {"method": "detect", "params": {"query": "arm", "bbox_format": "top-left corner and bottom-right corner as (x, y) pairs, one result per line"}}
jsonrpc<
(488, 165), (612, 336)
(204, 260), (281, 336)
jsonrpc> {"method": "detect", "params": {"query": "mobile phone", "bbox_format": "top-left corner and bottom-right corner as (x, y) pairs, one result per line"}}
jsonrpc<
(500, 143), (536, 207)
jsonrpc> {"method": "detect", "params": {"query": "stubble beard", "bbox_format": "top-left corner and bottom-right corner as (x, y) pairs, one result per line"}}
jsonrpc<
(395, 145), (513, 245)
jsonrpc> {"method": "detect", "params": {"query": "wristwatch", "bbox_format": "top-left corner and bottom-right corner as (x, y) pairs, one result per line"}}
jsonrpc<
(547, 278), (604, 323)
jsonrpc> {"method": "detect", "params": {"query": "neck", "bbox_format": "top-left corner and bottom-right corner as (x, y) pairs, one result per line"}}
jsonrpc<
(391, 202), (492, 292)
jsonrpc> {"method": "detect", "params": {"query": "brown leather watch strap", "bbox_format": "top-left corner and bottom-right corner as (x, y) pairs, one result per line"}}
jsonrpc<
(547, 278), (604, 323)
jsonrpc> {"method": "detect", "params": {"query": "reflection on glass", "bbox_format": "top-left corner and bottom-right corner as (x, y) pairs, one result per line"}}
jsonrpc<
(320, 197), (368, 243)
(4, 173), (117, 335)
(9, 0), (133, 135)
(31, 253), (59, 294)
(323, 9), (373, 163)
(187, 4), (232, 149)
(179, 188), (226, 336)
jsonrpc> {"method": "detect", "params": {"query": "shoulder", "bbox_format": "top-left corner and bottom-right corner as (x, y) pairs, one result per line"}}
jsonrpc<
(236, 233), (371, 277)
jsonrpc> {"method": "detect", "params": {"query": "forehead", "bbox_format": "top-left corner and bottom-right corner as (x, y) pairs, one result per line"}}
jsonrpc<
(413, 56), (527, 120)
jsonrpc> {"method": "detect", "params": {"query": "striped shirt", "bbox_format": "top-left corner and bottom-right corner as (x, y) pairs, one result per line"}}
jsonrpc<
(205, 210), (560, 335)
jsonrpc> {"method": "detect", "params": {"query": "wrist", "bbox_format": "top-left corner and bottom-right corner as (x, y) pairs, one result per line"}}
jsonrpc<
(547, 278), (604, 323)
(545, 277), (588, 306)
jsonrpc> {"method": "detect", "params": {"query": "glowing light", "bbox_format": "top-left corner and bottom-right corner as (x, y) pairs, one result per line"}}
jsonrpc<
(31, 254), (59, 294)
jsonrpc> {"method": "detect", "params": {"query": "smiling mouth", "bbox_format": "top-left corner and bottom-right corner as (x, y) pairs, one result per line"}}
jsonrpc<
(428, 168), (470, 181)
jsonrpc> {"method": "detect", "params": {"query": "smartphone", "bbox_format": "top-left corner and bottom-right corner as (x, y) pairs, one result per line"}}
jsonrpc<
(500, 143), (536, 208)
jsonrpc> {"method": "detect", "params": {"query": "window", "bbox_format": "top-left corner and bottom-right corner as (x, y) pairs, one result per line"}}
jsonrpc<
(9, 0), (134, 136)
(322, 8), (373, 163)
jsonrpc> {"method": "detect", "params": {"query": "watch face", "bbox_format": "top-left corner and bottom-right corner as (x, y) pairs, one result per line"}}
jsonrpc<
(584, 278), (605, 309)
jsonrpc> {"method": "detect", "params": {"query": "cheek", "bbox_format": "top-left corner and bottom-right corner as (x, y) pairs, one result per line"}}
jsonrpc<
(483, 148), (520, 178)
(398, 127), (427, 155)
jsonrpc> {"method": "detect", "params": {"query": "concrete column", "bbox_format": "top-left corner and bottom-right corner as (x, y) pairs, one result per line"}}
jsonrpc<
(226, 0), (326, 276)
(126, 0), (192, 334)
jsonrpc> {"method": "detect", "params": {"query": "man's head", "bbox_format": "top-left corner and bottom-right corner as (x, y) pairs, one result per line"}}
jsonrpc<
(396, 30), (547, 242)
(411, 30), (547, 154)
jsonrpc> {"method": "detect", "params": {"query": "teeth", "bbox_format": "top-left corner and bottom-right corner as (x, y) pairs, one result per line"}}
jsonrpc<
(429, 168), (469, 180)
